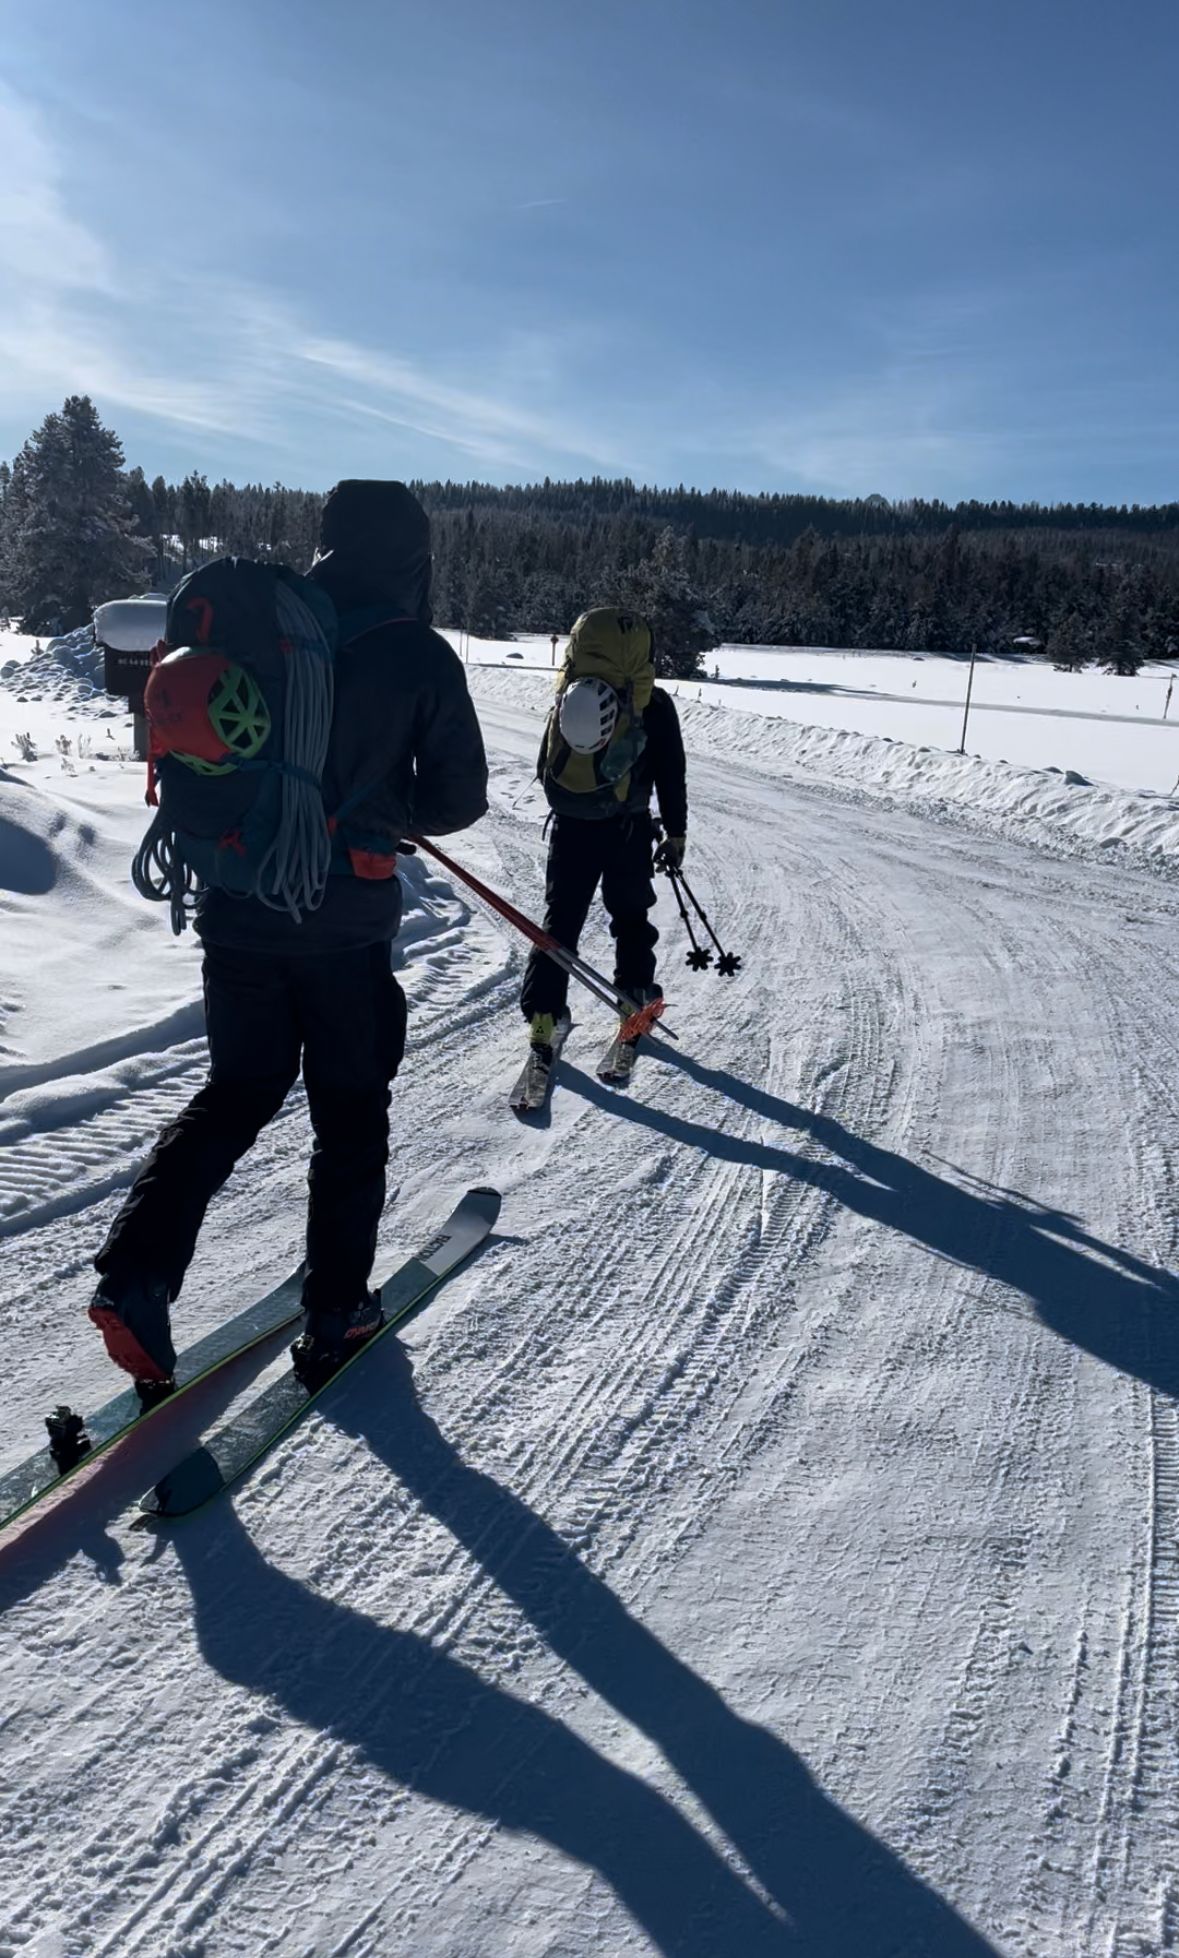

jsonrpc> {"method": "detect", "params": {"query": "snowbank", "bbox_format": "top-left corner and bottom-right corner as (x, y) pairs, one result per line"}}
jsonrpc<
(468, 665), (1179, 872)
(1, 625), (105, 694)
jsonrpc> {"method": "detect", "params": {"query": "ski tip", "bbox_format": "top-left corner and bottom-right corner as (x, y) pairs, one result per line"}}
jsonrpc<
(139, 1445), (226, 1521)
(466, 1186), (503, 1222)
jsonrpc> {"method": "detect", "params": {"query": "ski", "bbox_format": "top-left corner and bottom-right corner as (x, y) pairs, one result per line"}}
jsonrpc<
(598, 1030), (639, 1085)
(0, 1269), (305, 1535)
(509, 1014), (572, 1115)
(140, 1186), (502, 1519)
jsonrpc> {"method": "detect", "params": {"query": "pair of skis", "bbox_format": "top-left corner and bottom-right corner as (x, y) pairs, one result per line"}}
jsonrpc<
(0, 1188), (500, 1534)
(509, 1014), (642, 1115)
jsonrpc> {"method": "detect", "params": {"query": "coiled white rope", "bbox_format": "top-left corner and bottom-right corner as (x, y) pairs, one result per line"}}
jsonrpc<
(256, 581), (335, 921)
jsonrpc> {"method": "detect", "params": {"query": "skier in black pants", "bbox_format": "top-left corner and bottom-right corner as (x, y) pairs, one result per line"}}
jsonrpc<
(521, 607), (687, 1061)
(91, 481), (488, 1385)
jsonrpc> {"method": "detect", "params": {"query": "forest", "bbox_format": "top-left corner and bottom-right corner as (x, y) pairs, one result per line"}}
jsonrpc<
(2, 398), (1176, 677)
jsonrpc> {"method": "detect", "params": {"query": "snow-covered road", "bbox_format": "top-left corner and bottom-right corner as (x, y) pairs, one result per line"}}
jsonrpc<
(1, 677), (1177, 1957)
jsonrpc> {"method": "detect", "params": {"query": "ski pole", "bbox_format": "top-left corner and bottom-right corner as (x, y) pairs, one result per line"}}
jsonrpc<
(668, 864), (742, 977)
(411, 837), (676, 1041)
(664, 862), (712, 970)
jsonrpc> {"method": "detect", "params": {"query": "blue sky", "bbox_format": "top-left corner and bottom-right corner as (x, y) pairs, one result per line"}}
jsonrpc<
(1, 0), (1175, 502)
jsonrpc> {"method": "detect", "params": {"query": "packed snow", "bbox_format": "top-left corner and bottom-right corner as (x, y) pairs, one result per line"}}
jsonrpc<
(0, 622), (1176, 1957)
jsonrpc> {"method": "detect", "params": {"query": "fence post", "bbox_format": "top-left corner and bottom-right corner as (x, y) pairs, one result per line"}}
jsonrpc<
(958, 644), (979, 754)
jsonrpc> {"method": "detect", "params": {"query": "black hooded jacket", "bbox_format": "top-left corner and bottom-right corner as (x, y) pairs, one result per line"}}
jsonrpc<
(196, 481), (488, 953)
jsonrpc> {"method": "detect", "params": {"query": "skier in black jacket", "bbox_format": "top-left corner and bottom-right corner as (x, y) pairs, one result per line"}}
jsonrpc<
(91, 481), (488, 1385)
(521, 607), (687, 1062)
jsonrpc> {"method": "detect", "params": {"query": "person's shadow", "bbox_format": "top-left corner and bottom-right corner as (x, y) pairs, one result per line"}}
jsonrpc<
(169, 1345), (998, 1956)
(576, 1045), (1179, 1401)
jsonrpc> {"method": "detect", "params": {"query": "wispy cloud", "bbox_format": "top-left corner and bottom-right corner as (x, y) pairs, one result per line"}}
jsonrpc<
(295, 334), (616, 469)
(0, 86), (112, 294)
(0, 83), (613, 476)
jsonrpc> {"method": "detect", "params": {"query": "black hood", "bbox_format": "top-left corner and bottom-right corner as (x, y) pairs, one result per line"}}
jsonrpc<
(310, 479), (433, 622)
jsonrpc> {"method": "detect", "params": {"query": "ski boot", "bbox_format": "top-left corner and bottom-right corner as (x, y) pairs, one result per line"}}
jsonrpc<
(617, 983), (664, 1048)
(600, 986), (662, 1083)
(291, 1293), (384, 1392)
(511, 1011), (571, 1112)
(528, 1010), (568, 1067)
(89, 1273), (177, 1390)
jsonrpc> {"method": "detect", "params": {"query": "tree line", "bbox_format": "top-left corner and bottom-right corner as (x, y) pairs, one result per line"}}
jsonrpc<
(2, 397), (1177, 678)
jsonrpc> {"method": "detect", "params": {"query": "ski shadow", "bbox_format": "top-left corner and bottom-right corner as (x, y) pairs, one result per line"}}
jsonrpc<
(570, 1049), (1179, 1400)
(0, 1325), (294, 1613)
(167, 1345), (998, 1956)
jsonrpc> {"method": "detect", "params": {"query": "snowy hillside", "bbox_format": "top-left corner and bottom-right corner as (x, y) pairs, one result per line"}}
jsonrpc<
(0, 630), (1177, 1957)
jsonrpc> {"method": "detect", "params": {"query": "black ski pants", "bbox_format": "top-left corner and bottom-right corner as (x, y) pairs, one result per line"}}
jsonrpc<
(96, 941), (407, 1312)
(520, 814), (659, 1021)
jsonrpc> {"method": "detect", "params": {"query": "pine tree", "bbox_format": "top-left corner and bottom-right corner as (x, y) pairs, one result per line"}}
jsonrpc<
(178, 472), (212, 567)
(619, 526), (717, 678)
(2, 397), (147, 631)
(0, 459), (14, 614)
(1046, 611), (1092, 671)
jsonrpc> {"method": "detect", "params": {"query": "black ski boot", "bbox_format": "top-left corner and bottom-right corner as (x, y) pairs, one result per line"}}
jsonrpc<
(291, 1293), (384, 1391)
(89, 1274), (176, 1386)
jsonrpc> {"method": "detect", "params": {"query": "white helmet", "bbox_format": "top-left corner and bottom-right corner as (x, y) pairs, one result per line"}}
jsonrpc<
(558, 677), (618, 754)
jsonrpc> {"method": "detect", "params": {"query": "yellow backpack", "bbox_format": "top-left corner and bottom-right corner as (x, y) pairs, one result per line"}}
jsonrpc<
(542, 608), (654, 820)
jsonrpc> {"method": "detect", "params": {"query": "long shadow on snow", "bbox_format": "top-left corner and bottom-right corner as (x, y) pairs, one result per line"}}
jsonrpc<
(576, 1047), (1179, 1400)
(0, 1326), (297, 1611)
(168, 1345), (997, 1957)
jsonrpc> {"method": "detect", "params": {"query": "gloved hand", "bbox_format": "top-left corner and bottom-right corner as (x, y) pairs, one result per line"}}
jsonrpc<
(654, 834), (686, 872)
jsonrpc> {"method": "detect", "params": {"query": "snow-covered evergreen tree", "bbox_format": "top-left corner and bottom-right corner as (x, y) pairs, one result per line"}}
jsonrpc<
(620, 526), (718, 679)
(1046, 610), (1093, 671)
(1, 397), (148, 632)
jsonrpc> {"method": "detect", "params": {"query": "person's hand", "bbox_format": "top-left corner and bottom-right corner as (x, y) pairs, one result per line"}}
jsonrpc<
(654, 834), (686, 872)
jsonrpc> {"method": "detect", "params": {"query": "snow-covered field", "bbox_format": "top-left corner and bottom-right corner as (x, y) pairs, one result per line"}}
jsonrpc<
(1, 625), (1177, 1957)
(453, 632), (1179, 802)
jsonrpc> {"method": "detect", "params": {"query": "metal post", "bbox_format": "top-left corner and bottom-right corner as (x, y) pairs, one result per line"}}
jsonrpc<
(1165, 675), (1174, 722)
(550, 631), (559, 667)
(958, 644), (979, 754)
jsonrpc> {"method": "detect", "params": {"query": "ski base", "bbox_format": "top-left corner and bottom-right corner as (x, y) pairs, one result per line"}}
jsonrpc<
(510, 1015), (571, 1114)
(141, 1187), (502, 1519)
(0, 1270), (305, 1535)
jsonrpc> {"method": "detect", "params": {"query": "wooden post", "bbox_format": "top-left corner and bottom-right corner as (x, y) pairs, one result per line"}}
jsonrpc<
(958, 644), (979, 754)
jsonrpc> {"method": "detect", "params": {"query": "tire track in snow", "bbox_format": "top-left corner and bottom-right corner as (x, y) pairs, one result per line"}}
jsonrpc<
(5, 698), (1179, 1956)
(34, 786), (901, 1953)
(119, 742), (964, 1946)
